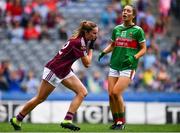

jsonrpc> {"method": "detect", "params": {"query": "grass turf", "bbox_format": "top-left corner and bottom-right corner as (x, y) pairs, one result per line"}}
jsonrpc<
(0, 123), (180, 132)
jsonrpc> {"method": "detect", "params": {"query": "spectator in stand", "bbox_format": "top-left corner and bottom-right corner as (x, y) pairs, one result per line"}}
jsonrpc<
(158, 0), (171, 26)
(22, 70), (40, 94)
(34, 0), (49, 22)
(156, 65), (171, 91)
(139, 17), (150, 34)
(78, 70), (89, 91)
(136, 10), (146, 26)
(171, 0), (180, 21)
(31, 11), (42, 26)
(0, 0), (6, 15)
(145, 9), (156, 31)
(4, 10), (12, 28)
(142, 68), (154, 89)
(115, 11), (122, 25)
(6, 0), (23, 20)
(0, 59), (11, 82)
(9, 18), (24, 43)
(111, 0), (122, 13)
(39, 24), (50, 40)
(0, 74), (9, 92)
(171, 36), (180, 58)
(45, 0), (58, 12)
(88, 70), (104, 93)
(0, 59), (24, 92)
(23, 20), (40, 40)
(55, 11), (68, 40)
(167, 51), (177, 66)
(46, 10), (56, 29)
(5, 0), (13, 13)
(100, 5), (116, 28)
(8, 68), (24, 92)
(23, 0), (38, 16)
(174, 76), (180, 92)
(0, 60), (9, 91)
(143, 47), (156, 70)
(154, 16), (166, 38)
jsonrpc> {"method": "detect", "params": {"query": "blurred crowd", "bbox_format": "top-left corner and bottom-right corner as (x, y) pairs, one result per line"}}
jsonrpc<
(0, 0), (69, 43)
(0, 0), (180, 94)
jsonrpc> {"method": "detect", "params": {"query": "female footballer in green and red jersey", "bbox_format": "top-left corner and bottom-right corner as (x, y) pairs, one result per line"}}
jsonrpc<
(99, 5), (147, 130)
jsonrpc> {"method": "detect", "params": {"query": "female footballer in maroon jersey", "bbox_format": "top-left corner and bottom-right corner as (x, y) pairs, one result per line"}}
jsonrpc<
(10, 20), (98, 131)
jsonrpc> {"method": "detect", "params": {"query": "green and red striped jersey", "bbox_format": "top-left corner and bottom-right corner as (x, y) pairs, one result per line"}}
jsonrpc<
(110, 24), (146, 70)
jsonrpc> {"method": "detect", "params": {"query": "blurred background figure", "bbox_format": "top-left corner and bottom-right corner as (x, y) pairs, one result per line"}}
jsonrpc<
(22, 70), (40, 94)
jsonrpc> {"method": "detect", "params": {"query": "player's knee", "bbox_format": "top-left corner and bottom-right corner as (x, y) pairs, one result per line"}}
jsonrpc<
(78, 91), (88, 99)
(84, 91), (88, 97)
(112, 89), (123, 97)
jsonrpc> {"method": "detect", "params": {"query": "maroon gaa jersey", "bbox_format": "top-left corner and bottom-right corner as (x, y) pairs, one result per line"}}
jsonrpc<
(45, 37), (88, 79)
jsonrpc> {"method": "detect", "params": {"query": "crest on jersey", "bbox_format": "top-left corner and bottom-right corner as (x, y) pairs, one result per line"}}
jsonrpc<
(129, 32), (133, 38)
(121, 31), (127, 38)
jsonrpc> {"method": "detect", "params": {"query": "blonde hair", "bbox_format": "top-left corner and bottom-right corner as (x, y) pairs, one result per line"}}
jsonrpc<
(71, 20), (97, 39)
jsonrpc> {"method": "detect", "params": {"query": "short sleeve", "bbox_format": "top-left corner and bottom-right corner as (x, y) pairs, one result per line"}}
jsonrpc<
(73, 38), (87, 58)
(137, 28), (146, 43)
(111, 28), (116, 42)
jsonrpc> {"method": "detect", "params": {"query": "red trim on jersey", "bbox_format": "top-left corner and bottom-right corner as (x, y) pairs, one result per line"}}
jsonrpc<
(115, 37), (138, 49)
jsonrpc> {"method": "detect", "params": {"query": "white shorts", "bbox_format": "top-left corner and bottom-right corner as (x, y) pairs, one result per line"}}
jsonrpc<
(109, 68), (136, 80)
(42, 67), (75, 87)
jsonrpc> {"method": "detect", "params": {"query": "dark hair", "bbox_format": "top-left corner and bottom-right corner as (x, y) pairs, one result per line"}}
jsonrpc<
(71, 20), (97, 39)
(124, 5), (137, 24)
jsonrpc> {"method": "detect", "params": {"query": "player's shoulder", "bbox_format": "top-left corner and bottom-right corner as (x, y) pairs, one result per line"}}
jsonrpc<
(69, 37), (86, 46)
(133, 25), (144, 31)
(114, 24), (124, 30)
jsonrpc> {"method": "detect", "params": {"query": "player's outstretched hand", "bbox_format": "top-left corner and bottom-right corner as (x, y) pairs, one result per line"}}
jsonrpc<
(98, 52), (106, 62)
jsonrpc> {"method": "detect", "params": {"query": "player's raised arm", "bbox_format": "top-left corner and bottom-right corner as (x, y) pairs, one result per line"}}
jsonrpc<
(80, 24), (98, 68)
(81, 49), (93, 68)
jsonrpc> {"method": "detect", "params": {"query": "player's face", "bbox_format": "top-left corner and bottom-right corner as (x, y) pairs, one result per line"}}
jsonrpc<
(85, 27), (98, 41)
(122, 5), (134, 22)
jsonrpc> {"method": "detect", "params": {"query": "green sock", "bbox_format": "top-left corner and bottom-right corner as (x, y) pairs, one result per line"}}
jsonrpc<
(116, 112), (125, 123)
(118, 112), (125, 118)
(113, 113), (119, 122)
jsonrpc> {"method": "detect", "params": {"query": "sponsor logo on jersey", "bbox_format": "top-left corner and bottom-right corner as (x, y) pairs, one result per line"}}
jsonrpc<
(115, 37), (138, 49)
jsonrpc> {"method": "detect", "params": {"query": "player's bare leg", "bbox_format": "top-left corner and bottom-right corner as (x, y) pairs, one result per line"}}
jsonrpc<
(60, 75), (88, 131)
(111, 76), (131, 130)
(10, 80), (55, 130)
(108, 76), (118, 129)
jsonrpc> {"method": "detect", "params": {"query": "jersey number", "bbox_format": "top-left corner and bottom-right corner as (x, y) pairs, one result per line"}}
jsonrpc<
(59, 41), (70, 55)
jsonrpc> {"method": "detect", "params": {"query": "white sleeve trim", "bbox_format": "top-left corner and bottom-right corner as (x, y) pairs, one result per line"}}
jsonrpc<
(139, 39), (146, 43)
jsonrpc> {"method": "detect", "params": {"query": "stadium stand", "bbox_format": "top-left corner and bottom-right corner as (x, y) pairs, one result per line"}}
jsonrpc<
(0, 0), (180, 101)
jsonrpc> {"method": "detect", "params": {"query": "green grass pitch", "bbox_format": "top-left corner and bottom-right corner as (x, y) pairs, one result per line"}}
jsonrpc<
(0, 123), (180, 132)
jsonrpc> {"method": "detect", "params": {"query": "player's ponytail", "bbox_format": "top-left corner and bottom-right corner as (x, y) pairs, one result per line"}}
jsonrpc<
(71, 20), (97, 39)
(129, 5), (137, 24)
